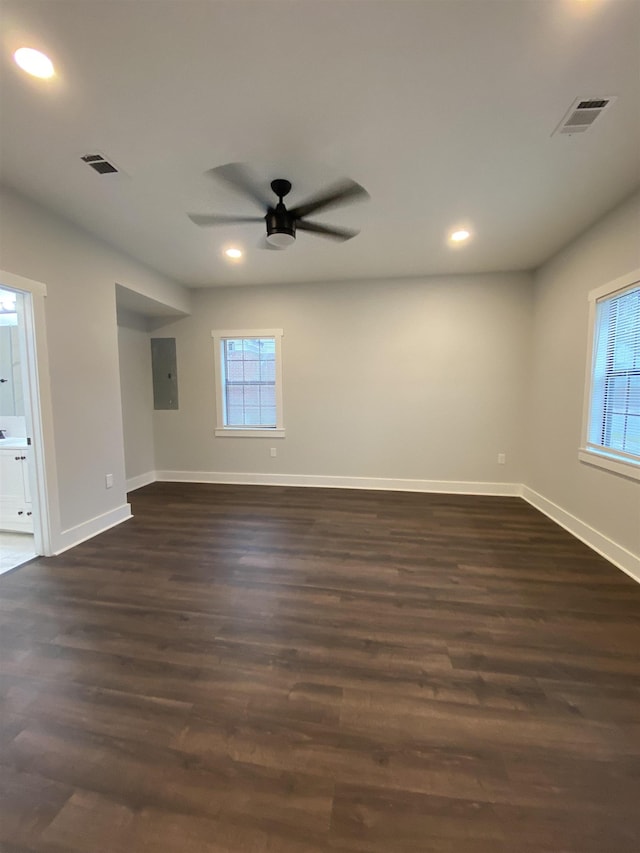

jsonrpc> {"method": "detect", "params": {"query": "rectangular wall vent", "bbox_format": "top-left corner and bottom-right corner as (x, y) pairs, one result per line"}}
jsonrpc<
(81, 153), (118, 174)
(552, 96), (616, 136)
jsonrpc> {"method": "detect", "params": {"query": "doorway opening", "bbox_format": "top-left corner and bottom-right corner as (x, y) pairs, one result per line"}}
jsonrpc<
(0, 276), (51, 573)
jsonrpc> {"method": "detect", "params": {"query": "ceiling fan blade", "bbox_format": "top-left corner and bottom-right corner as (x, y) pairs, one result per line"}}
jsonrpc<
(205, 163), (271, 211)
(289, 179), (369, 219)
(295, 220), (359, 241)
(188, 213), (264, 227)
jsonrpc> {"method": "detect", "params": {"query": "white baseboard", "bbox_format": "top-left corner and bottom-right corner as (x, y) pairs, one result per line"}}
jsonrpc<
(126, 470), (157, 493)
(521, 486), (640, 584)
(47, 473), (639, 586)
(155, 469), (521, 496)
(53, 503), (132, 555)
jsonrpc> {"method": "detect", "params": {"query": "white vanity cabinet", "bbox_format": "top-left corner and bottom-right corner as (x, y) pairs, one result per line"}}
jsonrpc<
(0, 445), (33, 532)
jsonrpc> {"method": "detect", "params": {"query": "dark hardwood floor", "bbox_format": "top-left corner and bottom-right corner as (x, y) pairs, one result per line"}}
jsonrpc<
(1, 483), (639, 852)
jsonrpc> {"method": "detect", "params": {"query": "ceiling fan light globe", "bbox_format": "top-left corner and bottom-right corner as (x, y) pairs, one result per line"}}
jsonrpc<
(266, 231), (295, 248)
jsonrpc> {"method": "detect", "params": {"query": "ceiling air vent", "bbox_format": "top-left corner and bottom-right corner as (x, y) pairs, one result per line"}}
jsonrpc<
(552, 96), (616, 136)
(81, 153), (118, 174)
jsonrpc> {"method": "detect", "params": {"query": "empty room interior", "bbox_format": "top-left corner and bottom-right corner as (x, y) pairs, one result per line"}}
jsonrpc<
(1, 1), (639, 851)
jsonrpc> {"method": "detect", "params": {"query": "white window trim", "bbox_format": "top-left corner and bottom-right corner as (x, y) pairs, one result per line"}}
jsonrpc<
(211, 328), (285, 438)
(579, 268), (640, 482)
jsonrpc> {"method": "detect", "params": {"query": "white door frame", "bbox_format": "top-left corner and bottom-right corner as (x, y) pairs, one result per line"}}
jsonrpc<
(0, 269), (60, 556)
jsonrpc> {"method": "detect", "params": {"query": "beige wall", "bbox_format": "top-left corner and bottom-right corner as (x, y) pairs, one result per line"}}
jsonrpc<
(117, 311), (155, 484)
(0, 186), (188, 541)
(151, 273), (533, 485)
(527, 190), (640, 557)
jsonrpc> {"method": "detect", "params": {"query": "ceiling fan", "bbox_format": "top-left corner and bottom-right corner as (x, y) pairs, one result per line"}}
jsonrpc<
(188, 163), (369, 248)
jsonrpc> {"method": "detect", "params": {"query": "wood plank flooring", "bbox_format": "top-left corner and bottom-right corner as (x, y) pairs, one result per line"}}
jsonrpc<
(1, 483), (639, 852)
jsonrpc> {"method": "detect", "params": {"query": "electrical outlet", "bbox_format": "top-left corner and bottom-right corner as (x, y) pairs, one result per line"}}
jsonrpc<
(105, 473), (114, 488)
(270, 447), (277, 458)
(497, 453), (506, 465)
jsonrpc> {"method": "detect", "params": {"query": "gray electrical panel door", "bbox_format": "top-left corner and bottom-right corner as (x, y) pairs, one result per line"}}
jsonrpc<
(151, 338), (179, 409)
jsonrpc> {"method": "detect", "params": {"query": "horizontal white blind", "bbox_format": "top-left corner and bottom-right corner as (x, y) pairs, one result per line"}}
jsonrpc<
(588, 284), (640, 458)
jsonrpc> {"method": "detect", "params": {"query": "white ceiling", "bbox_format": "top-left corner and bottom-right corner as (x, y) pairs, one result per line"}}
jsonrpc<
(1, 0), (639, 288)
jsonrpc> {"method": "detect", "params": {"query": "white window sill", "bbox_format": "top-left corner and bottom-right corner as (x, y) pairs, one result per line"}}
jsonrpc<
(215, 428), (285, 438)
(578, 448), (640, 482)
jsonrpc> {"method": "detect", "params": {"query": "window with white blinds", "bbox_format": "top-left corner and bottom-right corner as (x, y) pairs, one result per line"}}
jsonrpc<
(211, 328), (285, 437)
(582, 274), (640, 475)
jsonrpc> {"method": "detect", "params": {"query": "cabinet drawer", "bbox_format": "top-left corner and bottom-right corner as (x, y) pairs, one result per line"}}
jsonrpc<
(0, 450), (26, 500)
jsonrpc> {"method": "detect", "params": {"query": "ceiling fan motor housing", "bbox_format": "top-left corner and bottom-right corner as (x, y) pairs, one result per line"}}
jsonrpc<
(266, 203), (296, 246)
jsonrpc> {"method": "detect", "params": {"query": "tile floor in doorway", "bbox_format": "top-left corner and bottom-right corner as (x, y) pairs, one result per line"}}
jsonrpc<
(0, 532), (37, 574)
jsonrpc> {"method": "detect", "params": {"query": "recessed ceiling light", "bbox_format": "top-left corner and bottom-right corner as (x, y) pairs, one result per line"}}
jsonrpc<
(450, 229), (471, 242)
(225, 248), (243, 259)
(13, 47), (55, 79)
